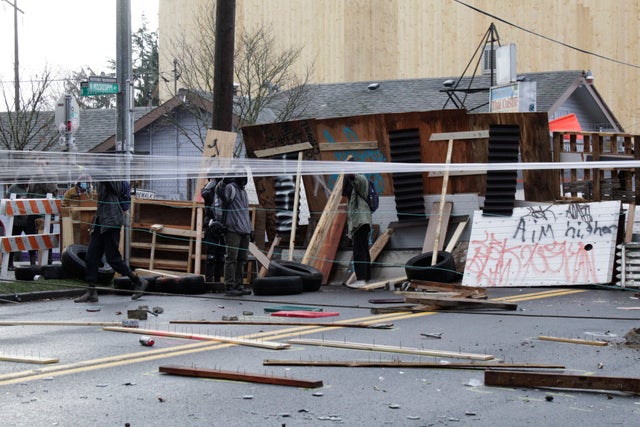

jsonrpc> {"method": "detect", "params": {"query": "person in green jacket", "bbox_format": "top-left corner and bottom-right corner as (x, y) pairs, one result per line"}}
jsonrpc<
(342, 173), (372, 287)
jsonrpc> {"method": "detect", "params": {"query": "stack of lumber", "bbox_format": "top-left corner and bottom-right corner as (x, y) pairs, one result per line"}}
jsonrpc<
(372, 280), (517, 313)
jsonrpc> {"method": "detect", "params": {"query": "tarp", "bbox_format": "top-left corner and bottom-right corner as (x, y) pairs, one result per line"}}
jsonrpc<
(549, 113), (583, 140)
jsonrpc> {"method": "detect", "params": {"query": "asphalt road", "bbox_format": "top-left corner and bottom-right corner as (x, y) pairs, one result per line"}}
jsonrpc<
(0, 284), (639, 426)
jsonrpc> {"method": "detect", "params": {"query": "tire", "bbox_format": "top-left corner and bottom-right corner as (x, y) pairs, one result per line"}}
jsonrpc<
(41, 264), (66, 280)
(267, 260), (323, 292)
(155, 275), (208, 295)
(404, 251), (459, 283)
(14, 266), (41, 281)
(252, 276), (304, 296)
(61, 244), (115, 285)
(113, 275), (159, 291)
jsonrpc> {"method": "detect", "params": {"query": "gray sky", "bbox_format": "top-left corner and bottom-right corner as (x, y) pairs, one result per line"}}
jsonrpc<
(0, 0), (158, 84)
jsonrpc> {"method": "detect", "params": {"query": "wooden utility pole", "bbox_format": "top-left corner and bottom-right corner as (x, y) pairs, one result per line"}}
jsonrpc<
(212, 0), (236, 131)
(2, 0), (24, 113)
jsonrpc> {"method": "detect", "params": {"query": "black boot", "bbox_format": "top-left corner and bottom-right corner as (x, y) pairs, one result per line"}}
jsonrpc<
(132, 277), (148, 300)
(75, 287), (98, 303)
(225, 286), (244, 297)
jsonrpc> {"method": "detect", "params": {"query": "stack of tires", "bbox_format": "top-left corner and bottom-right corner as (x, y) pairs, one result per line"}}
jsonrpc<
(252, 259), (323, 296)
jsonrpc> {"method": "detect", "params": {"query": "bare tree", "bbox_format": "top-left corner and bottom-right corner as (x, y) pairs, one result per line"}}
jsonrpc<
(0, 67), (59, 151)
(165, 1), (313, 154)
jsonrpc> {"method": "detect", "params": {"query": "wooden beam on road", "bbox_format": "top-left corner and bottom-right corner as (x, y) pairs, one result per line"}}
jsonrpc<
(538, 335), (608, 346)
(289, 338), (494, 360)
(170, 320), (394, 329)
(103, 326), (289, 350)
(484, 369), (640, 393)
(263, 359), (565, 370)
(159, 365), (323, 388)
(0, 354), (59, 364)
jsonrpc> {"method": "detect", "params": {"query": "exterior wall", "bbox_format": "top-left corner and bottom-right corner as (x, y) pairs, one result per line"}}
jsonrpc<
(158, 0), (640, 133)
(133, 110), (203, 200)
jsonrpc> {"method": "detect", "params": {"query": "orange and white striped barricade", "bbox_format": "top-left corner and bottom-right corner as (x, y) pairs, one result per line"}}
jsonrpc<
(0, 194), (61, 279)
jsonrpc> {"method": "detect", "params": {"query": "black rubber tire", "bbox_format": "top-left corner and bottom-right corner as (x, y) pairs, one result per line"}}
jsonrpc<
(155, 275), (208, 295)
(61, 244), (115, 285)
(113, 275), (159, 291)
(404, 251), (459, 283)
(252, 276), (304, 296)
(14, 265), (41, 281)
(41, 264), (66, 280)
(266, 260), (323, 292)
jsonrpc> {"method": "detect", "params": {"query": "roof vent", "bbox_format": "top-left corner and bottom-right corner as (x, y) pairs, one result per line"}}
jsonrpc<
(367, 83), (380, 90)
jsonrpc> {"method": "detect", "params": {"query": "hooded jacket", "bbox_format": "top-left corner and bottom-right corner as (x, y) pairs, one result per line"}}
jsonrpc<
(94, 181), (127, 233)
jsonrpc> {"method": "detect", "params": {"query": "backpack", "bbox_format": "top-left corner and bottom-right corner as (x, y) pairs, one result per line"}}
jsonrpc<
(118, 181), (132, 211)
(357, 177), (379, 213)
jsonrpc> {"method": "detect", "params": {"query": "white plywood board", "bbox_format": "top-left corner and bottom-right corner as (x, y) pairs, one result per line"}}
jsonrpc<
(463, 201), (621, 287)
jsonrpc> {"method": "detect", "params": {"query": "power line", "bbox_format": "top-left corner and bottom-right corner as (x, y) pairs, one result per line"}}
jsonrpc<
(454, 0), (640, 70)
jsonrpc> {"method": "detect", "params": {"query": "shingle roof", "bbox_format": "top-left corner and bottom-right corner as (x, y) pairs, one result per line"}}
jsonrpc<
(296, 70), (584, 120)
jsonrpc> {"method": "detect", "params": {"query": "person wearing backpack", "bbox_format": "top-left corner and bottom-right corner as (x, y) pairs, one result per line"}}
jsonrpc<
(342, 173), (373, 287)
(74, 180), (148, 303)
(216, 173), (253, 297)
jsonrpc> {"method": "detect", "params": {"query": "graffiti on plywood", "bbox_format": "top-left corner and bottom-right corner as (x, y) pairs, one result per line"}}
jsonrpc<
(462, 201), (621, 287)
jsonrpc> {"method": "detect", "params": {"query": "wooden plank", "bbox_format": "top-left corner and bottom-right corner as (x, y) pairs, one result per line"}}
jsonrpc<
(170, 319), (394, 329)
(0, 355), (59, 365)
(159, 365), (323, 388)
(258, 236), (281, 278)
(625, 203), (636, 243)
(134, 268), (194, 278)
(445, 218), (469, 252)
(253, 142), (313, 158)
(263, 360), (565, 370)
(318, 141), (378, 151)
(429, 130), (489, 141)
(288, 338), (495, 360)
(484, 369), (640, 394)
(404, 296), (517, 310)
(310, 207), (347, 283)
(346, 228), (394, 286)
(249, 242), (271, 271)
(538, 335), (608, 346)
(289, 152), (303, 260)
(410, 280), (487, 298)
(423, 202), (452, 253)
(103, 326), (289, 350)
(302, 156), (351, 265)
(0, 321), (131, 327)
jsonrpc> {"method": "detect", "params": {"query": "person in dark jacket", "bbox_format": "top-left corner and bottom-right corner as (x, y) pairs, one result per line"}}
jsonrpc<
(342, 173), (373, 287)
(201, 176), (226, 283)
(216, 173), (253, 296)
(74, 180), (147, 303)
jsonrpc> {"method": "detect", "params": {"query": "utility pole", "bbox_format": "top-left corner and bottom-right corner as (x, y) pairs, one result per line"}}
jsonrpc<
(212, 0), (236, 131)
(116, 0), (133, 261)
(2, 0), (24, 113)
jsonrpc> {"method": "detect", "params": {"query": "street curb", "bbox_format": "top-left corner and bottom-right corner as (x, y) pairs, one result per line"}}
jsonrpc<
(0, 289), (85, 304)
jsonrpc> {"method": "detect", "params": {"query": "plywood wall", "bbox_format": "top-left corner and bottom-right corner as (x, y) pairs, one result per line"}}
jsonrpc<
(159, 0), (640, 132)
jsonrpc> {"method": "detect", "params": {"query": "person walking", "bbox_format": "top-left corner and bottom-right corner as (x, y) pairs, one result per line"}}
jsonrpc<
(201, 175), (226, 283)
(342, 173), (373, 287)
(217, 173), (253, 296)
(74, 180), (147, 303)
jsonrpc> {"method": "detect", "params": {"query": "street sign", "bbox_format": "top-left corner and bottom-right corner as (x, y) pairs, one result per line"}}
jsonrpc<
(81, 80), (119, 96)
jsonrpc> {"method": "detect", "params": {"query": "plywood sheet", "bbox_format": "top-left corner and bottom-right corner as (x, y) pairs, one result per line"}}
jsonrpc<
(463, 201), (621, 287)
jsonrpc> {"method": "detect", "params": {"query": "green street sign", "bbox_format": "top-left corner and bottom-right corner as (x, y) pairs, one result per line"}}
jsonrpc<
(80, 80), (119, 96)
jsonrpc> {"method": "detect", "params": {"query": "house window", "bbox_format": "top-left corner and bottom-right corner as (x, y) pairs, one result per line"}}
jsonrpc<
(482, 44), (496, 75)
